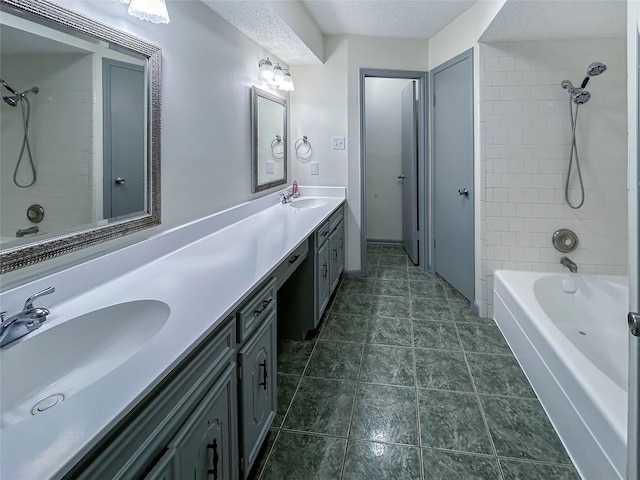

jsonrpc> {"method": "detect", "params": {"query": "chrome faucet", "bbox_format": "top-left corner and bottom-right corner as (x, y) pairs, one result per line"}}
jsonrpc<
(16, 226), (38, 237)
(0, 286), (55, 347)
(280, 191), (293, 204)
(560, 256), (578, 273)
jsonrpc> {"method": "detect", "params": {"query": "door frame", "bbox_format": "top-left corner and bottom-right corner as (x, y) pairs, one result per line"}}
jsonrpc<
(359, 69), (428, 276)
(429, 48), (475, 297)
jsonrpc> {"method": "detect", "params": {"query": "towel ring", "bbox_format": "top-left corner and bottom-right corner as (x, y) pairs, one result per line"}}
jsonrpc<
(271, 135), (284, 159)
(295, 136), (313, 158)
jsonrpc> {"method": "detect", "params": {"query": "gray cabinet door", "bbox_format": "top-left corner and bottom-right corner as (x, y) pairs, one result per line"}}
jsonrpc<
(329, 220), (345, 292)
(237, 312), (276, 478)
(170, 364), (238, 480)
(316, 241), (331, 321)
(144, 450), (176, 480)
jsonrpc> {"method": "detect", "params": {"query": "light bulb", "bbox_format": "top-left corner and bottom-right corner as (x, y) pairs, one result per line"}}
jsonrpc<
(128, 0), (170, 24)
(258, 58), (274, 83)
(271, 64), (285, 87)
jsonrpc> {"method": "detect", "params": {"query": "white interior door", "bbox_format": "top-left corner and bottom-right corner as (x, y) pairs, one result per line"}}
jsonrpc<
(401, 81), (419, 264)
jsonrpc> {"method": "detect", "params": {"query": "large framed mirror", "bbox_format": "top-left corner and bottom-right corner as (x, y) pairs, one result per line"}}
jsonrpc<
(0, 0), (161, 274)
(251, 86), (287, 193)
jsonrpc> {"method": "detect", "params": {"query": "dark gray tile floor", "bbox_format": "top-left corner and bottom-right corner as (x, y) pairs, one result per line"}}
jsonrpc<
(249, 245), (580, 480)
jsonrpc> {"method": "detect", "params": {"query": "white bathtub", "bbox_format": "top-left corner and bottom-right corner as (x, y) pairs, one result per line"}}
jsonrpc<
(493, 270), (628, 480)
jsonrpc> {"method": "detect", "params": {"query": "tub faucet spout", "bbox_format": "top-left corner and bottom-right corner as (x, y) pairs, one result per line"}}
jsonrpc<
(560, 256), (578, 273)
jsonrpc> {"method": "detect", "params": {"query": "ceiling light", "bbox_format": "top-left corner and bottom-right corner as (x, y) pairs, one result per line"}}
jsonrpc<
(258, 58), (274, 83)
(128, 0), (170, 24)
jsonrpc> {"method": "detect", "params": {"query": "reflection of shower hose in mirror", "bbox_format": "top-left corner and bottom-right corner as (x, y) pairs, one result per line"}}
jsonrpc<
(13, 96), (37, 188)
(565, 99), (585, 209)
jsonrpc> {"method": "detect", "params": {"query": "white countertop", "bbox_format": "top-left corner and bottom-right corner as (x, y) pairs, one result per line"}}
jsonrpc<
(0, 187), (345, 479)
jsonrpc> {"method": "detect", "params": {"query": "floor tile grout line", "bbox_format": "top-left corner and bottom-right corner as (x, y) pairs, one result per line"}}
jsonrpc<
(254, 428), (280, 480)
(337, 289), (371, 480)
(408, 281), (426, 480)
(449, 300), (507, 480)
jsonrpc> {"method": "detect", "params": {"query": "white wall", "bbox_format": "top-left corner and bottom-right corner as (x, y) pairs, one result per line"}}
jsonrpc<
(364, 77), (411, 242)
(3, 0), (291, 286)
(478, 38), (628, 316)
(0, 53), (94, 241)
(289, 35), (348, 186)
(428, 0), (506, 70)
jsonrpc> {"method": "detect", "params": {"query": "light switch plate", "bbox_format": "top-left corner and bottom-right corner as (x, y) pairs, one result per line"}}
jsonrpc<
(266, 161), (275, 174)
(310, 162), (319, 175)
(332, 136), (345, 150)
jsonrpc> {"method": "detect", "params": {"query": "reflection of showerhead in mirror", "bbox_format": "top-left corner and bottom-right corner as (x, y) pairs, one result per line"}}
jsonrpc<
(0, 79), (39, 107)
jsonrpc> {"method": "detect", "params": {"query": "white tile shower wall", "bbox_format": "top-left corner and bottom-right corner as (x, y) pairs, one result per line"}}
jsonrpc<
(0, 53), (94, 240)
(478, 39), (628, 317)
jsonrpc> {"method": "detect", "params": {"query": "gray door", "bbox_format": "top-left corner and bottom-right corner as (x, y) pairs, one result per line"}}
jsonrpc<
(103, 59), (145, 219)
(432, 49), (474, 301)
(628, 32), (640, 480)
(401, 81), (419, 264)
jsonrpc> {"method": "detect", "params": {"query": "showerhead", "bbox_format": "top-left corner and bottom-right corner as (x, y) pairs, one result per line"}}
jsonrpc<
(587, 62), (607, 77)
(580, 62), (607, 88)
(2, 95), (18, 107)
(571, 87), (591, 105)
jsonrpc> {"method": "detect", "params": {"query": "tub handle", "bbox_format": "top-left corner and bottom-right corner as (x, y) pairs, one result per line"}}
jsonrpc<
(628, 312), (640, 337)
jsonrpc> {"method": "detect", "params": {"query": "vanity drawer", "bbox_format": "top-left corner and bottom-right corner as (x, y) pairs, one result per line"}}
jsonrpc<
(275, 241), (309, 290)
(316, 221), (330, 246)
(329, 206), (344, 233)
(237, 278), (276, 344)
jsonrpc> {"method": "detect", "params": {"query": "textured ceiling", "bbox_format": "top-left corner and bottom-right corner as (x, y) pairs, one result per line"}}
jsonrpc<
(302, 0), (476, 39)
(201, 0), (324, 65)
(481, 0), (626, 43)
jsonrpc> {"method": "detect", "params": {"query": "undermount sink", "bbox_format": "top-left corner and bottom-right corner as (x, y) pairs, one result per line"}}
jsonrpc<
(0, 299), (170, 427)
(289, 198), (328, 209)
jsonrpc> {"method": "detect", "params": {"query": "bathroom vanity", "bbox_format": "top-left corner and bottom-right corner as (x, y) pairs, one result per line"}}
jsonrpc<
(0, 187), (345, 480)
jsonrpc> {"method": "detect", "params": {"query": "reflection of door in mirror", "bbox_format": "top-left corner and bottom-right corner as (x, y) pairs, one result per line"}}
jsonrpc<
(0, 10), (147, 248)
(103, 59), (145, 220)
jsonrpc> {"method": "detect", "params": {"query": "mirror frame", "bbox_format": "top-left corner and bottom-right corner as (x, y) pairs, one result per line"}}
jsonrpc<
(0, 0), (161, 274)
(251, 86), (287, 193)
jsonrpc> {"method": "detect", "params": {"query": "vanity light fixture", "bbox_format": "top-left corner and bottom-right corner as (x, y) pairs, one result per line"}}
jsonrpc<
(270, 63), (285, 87)
(280, 70), (295, 92)
(258, 58), (275, 83)
(127, 0), (170, 24)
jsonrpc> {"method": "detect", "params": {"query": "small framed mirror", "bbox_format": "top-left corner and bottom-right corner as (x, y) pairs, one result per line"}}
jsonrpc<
(251, 86), (287, 193)
(0, 0), (161, 274)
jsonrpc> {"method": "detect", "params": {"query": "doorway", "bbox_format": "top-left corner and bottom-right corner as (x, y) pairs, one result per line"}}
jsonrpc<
(359, 69), (428, 276)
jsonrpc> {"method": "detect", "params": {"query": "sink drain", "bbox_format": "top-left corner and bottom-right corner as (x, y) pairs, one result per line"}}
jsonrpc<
(31, 394), (64, 415)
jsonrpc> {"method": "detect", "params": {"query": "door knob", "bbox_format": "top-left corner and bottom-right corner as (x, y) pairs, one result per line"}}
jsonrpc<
(398, 175), (406, 179)
(114, 177), (126, 185)
(458, 188), (469, 197)
(628, 312), (640, 337)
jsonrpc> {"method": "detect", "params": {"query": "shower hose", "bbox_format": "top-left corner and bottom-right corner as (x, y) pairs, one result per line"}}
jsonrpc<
(565, 99), (585, 209)
(12, 95), (37, 188)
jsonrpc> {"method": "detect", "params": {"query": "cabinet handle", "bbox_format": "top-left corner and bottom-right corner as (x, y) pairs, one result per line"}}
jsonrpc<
(323, 263), (328, 278)
(254, 297), (273, 317)
(259, 359), (268, 390)
(333, 248), (338, 261)
(288, 254), (300, 265)
(320, 231), (328, 238)
(207, 438), (219, 479)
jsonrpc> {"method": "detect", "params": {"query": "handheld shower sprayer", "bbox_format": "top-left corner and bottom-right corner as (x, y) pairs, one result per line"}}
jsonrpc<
(1, 77), (40, 187)
(560, 61), (607, 209)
